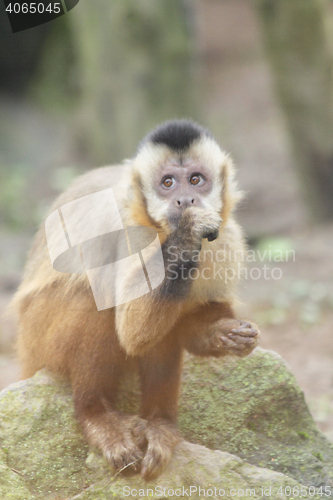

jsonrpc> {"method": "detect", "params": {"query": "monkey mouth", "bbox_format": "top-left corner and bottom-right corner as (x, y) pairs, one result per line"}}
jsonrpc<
(167, 212), (182, 229)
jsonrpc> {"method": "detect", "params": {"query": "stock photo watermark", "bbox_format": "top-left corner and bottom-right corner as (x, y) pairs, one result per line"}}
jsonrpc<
(45, 188), (165, 310)
(3, 0), (80, 33)
(122, 484), (333, 498)
(166, 244), (295, 284)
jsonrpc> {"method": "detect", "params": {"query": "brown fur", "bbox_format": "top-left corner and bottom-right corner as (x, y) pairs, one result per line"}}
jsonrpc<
(11, 127), (259, 479)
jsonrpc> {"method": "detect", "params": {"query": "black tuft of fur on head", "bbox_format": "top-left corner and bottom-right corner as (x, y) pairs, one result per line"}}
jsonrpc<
(141, 119), (213, 153)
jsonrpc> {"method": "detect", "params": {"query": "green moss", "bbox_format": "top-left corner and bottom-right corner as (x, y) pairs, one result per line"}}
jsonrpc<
(298, 431), (310, 440)
(0, 372), (92, 499)
(178, 350), (333, 486)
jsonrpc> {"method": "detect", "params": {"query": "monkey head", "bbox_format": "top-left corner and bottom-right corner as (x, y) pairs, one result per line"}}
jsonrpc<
(127, 120), (241, 236)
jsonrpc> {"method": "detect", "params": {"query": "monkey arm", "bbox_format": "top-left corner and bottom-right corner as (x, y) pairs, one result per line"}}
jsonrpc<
(115, 296), (183, 356)
(177, 302), (259, 358)
(115, 209), (221, 356)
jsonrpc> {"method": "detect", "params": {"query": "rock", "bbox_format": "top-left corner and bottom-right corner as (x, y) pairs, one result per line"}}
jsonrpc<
(179, 348), (333, 487)
(0, 349), (332, 499)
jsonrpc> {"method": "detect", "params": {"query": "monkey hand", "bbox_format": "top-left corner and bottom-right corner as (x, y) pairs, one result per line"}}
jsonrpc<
(180, 207), (222, 245)
(213, 319), (259, 357)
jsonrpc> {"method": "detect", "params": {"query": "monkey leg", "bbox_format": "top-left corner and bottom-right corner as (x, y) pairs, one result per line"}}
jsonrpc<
(138, 336), (183, 479)
(16, 286), (147, 474)
(70, 319), (147, 475)
(73, 360), (148, 474)
(179, 302), (259, 357)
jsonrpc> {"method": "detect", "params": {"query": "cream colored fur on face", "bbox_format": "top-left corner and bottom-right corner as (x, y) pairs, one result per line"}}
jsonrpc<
(130, 136), (238, 226)
(127, 135), (245, 309)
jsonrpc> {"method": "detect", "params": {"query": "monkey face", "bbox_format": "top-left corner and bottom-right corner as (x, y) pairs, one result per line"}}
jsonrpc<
(130, 120), (241, 233)
(153, 159), (213, 225)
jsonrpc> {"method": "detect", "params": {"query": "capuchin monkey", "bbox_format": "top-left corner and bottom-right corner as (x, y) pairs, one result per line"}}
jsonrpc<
(11, 120), (259, 479)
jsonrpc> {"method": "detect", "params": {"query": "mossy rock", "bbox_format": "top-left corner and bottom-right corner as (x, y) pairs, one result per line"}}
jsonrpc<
(179, 348), (333, 487)
(0, 348), (332, 499)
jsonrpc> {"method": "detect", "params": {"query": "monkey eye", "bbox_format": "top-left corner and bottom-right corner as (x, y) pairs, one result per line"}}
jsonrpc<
(162, 176), (175, 188)
(190, 174), (203, 186)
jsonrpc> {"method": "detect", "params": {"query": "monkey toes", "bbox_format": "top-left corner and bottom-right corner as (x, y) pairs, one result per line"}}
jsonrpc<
(105, 440), (144, 475)
(140, 421), (181, 480)
(100, 417), (179, 480)
(132, 418), (149, 451)
(140, 443), (172, 480)
(219, 319), (259, 357)
(86, 415), (148, 476)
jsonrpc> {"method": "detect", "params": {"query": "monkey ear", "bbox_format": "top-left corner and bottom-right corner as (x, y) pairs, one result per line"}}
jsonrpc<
(220, 158), (244, 223)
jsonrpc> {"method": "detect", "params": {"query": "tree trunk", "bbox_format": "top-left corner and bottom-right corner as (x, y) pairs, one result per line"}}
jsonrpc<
(69, 0), (199, 165)
(256, 0), (333, 221)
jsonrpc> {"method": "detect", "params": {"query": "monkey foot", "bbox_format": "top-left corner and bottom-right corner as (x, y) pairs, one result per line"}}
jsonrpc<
(83, 413), (148, 476)
(104, 441), (144, 475)
(139, 420), (181, 480)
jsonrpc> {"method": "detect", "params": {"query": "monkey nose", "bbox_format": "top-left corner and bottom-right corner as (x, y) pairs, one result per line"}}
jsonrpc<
(176, 197), (195, 209)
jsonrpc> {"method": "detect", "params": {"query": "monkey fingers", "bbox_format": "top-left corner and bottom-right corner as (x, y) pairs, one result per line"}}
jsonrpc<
(230, 321), (258, 337)
(220, 334), (256, 349)
(206, 229), (219, 242)
(191, 209), (222, 243)
(220, 330), (258, 357)
(201, 224), (220, 242)
(218, 320), (258, 338)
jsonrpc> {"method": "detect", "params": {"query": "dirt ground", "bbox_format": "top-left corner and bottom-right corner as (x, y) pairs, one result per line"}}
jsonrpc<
(0, 0), (332, 444)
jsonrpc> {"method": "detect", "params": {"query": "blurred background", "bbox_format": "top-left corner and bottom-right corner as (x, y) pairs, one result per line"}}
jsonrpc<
(0, 0), (332, 440)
